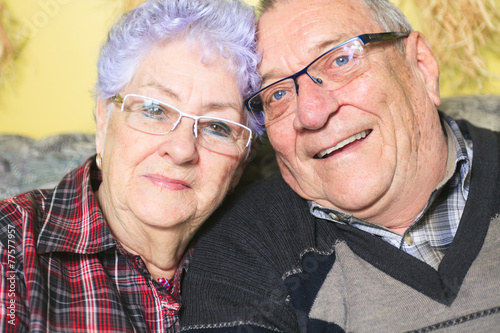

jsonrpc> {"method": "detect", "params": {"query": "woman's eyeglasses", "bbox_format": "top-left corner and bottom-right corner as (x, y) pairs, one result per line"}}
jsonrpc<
(112, 94), (253, 156)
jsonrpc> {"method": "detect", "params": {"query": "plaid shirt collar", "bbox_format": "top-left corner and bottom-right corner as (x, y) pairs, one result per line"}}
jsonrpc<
(4, 156), (193, 331)
(309, 114), (472, 268)
(36, 158), (194, 278)
(36, 158), (116, 255)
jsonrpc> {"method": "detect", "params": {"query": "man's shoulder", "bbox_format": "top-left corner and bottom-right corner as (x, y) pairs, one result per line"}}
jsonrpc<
(235, 175), (298, 201)
(454, 117), (500, 141)
(234, 175), (307, 211)
(203, 176), (311, 235)
(183, 177), (319, 332)
(193, 175), (316, 269)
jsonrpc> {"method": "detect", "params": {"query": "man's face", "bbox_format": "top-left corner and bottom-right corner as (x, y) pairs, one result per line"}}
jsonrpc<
(258, 0), (444, 225)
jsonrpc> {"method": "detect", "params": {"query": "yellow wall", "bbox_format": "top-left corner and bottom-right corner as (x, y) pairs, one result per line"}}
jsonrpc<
(1, 0), (122, 138)
(1, 0), (499, 139)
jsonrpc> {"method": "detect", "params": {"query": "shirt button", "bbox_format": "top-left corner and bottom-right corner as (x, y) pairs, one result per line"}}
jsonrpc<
(404, 233), (414, 245)
(329, 212), (339, 220)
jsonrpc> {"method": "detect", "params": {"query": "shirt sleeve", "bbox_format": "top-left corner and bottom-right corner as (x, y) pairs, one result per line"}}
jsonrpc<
(0, 201), (29, 333)
(180, 178), (309, 333)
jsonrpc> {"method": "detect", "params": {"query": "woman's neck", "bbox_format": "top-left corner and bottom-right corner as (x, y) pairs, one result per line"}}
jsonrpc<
(96, 189), (192, 281)
(115, 221), (191, 280)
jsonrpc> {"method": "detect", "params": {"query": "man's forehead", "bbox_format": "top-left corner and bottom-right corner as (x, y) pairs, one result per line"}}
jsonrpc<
(257, 2), (370, 82)
(257, 0), (372, 32)
(257, 34), (352, 84)
(257, 0), (373, 48)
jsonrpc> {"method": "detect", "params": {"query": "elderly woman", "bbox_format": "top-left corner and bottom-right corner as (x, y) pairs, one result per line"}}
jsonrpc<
(0, 0), (260, 332)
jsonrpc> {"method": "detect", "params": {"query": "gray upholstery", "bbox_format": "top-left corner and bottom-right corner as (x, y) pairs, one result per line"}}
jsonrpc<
(0, 134), (95, 200)
(1, 95), (499, 200)
(440, 95), (500, 132)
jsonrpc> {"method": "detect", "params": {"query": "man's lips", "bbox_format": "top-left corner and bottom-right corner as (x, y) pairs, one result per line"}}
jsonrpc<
(143, 175), (191, 190)
(315, 130), (371, 159)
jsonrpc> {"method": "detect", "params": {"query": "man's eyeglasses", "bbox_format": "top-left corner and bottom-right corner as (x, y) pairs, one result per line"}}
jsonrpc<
(245, 32), (410, 126)
(111, 94), (253, 156)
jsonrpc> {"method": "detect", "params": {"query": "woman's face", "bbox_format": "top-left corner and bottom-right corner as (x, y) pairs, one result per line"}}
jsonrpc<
(95, 39), (247, 232)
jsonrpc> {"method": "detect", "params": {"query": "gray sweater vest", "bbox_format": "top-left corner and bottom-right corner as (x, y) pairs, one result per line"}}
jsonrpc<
(180, 120), (500, 332)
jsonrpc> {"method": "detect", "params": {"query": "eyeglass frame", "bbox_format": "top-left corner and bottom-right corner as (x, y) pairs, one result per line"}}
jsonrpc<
(111, 93), (254, 156)
(245, 32), (410, 126)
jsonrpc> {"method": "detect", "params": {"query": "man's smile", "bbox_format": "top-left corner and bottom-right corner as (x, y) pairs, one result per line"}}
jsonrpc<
(315, 130), (371, 159)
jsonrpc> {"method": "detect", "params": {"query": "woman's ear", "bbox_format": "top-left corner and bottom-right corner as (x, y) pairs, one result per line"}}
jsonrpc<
(405, 31), (441, 107)
(95, 96), (109, 154)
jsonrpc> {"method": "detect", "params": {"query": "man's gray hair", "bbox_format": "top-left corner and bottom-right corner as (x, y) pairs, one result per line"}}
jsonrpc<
(258, 0), (413, 51)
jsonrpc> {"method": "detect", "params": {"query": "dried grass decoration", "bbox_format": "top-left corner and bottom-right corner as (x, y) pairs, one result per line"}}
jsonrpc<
(0, 1), (26, 88)
(125, 0), (499, 92)
(0, 1), (14, 86)
(410, 0), (500, 90)
(1, 0), (497, 92)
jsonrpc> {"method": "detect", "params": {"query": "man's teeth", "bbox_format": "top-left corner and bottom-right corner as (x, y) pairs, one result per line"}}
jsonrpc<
(316, 130), (369, 158)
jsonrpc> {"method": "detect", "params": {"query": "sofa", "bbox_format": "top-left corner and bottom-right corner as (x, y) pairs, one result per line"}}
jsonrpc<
(1, 95), (499, 200)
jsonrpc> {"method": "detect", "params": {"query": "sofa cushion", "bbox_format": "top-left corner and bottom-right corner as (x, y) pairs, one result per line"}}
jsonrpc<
(0, 134), (95, 200)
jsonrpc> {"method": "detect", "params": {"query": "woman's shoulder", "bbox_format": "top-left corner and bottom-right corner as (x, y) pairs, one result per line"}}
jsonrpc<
(0, 190), (49, 257)
(1, 189), (48, 223)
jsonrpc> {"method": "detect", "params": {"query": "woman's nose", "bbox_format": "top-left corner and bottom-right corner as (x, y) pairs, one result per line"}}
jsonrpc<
(159, 118), (199, 165)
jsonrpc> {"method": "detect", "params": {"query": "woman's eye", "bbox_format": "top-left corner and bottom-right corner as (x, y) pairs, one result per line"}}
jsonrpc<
(204, 121), (232, 137)
(142, 105), (165, 118)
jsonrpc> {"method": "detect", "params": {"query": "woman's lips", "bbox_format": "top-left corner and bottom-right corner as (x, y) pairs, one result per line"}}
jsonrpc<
(143, 174), (191, 190)
(315, 130), (371, 159)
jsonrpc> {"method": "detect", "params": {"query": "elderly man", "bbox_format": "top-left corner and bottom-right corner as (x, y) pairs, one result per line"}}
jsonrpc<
(180, 0), (500, 332)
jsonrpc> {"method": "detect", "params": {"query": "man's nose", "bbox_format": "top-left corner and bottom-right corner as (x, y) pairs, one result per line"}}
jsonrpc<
(293, 75), (339, 131)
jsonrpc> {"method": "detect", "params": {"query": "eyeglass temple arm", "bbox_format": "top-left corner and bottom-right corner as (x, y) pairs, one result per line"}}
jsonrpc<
(111, 94), (124, 104)
(358, 32), (410, 45)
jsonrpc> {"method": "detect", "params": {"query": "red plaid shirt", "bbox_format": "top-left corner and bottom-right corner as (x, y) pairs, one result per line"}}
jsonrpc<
(0, 157), (192, 332)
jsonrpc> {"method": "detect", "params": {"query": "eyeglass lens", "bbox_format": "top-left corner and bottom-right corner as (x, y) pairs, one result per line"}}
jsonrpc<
(248, 39), (369, 125)
(121, 94), (251, 156)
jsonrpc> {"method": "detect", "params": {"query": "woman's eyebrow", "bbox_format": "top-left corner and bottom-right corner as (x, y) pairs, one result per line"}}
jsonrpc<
(203, 102), (242, 114)
(140, 82), (180, 102)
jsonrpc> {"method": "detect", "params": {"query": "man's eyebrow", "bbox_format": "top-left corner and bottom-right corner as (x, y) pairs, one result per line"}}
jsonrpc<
(261, 68), (289, 86)
(312, 33), (354, 55)
(314, 38), (343, 54)
(260, 35), (349, 85)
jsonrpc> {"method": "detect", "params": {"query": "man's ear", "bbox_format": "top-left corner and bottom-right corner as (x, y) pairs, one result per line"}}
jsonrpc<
(95, 96), (109, 154)
(405, 31), (441, 107)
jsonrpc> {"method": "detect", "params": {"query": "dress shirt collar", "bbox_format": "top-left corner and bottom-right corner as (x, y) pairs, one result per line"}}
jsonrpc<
(309, 113), (472, 229)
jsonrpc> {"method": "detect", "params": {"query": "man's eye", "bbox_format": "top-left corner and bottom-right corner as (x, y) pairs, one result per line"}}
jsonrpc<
(273, 90), (287, 101)
(334, 55), (350, 67)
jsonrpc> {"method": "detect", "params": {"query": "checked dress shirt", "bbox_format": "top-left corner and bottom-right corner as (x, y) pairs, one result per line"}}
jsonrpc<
(0, 157), (191, 332)
(309, 114), (472, 269)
